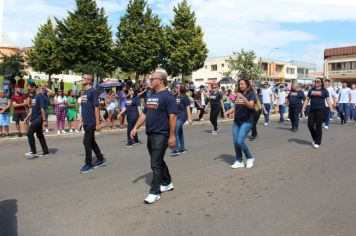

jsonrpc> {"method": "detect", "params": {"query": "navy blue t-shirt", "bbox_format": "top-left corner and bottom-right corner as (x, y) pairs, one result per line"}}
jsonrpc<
(176, 95), (190, 121)
(125, 96), (140, 118)
(287, 90), (306, 108)
(143, 89), (177, 136)
(81, 87), (99, 126)
(234, 91), (257, 123)
(30, 94), (45, 123)
(209, 92), (222, 108)
(308, 88), (329, 110)
(43, 94), (50, 110)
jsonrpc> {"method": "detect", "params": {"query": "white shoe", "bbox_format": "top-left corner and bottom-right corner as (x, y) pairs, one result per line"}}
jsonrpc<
(144, 194), (161, 204)
(199, 118), (204, 122)
(61, 130), (67, 134)
(231, 161), (245, 169)
(160, 183), (174, 192)
(69, 129), (74, 133)
(45, 129), (49, 133)
(312, 141), (315, 146)
(313, 144), (320, 149)
(246, 158), (255, 169)
(211, 131), (218, 136)
(75, 129), (79, 133)
(264, 122), (268, 126)
(57, 131), (61, 135)
(324, 126), (329, 129)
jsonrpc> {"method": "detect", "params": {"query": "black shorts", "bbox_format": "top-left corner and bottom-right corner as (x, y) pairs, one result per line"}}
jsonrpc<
(13, 113), (26, 122)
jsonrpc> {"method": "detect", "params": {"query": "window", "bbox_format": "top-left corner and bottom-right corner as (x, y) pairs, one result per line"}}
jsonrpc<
(221, 64), (225, 67)
(204, 65), (207, 69)
(208, 78), (217, 81)
(286, 68), (295, 74)
(211, 64), (218, 71)
(261, 63), (268, 71)
(195, 78), (204, 82)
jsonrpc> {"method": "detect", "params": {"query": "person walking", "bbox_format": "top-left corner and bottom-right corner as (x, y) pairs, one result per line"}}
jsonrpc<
(24, 82), (49, 159)
(118, 85), (127, 128)
(250, 87), (265, 141)
(207, 85), (225, 135)
(277, 85), (287, 123)
(171, 84), (192, 156)
(118, 87), (141, 147)
(60, 79), (65, 92)
(130, 71), (177, 204)
(66, 90), (79, 133)
(11, 87), (28, 137)
(286, 83), (305, 132)
(224, 78), (256, 169)
(350, 83), (356, 121)
(338, 81), (352, 125)
(302, 78), (334, 149)
(72, 82), (79, 98)
(194, 85), (207, 121)
(261, 82), (273, 125)
(78, 73), (106, 173)
(323, 79), (337, 129)
(0, 90), (11, 137)
(54, 90), (67, 134)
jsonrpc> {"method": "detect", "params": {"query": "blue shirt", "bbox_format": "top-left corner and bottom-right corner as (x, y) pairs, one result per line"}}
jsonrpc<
(81, 87), (99, 126)
(125, 96), (140, 118)
(287, 90), (305, 108)
(234, 91), (257, 123)
(209, 92), (222, 108)
(119, 91), (126, 109)
(143, 90), (177, 136)
(30, 94), (45, 123)
(176, 95), (190, 121)
(308, 88), (329, 110)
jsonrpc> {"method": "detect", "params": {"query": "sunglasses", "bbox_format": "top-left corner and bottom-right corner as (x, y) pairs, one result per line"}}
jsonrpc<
(315, 80), (321, 83)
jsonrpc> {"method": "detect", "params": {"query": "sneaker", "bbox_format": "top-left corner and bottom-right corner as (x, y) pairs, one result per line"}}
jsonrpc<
(246, 158), (255, 169)
(125, 143), (134, 148)
(211, 131), (218, 136)
(179, 149), (187, 154)
(57, 130), (61, 135)
(69, 129), (74, 133)
(93, 159), (106, 168)
(313, 144), (320, 149)
(144, 194), (160, 204)
(171, 150), (180, 156)
(324, 126), (329, 129)
(27, 153), (39, 159)
(216, 127), (220, 133)
(312, 141), (315, 146)
(134, 140), (142, 145)
(199, 118), (204, 122)
(61, 130), (67, 134)
(264, 122), (268, 126)
(160, 183), (174, 192)
(25, 151), (35, 156)
(45, 129), (50, 133)
(78, 164), (93, 173)
(230, 160), (245, 169)
(75, 129), (79, 133)
(38, 152), (49, 157)
(292, 128), (298, 133)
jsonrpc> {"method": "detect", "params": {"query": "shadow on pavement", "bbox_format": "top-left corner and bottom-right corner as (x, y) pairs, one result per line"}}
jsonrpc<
(275, 127), (292, 131)
(48, 148), (58, 154)
(132, 172), (152, 187)
(0, 199), (18, 236)
(288, 138), (311, 146)
(214, 154), (235, 165)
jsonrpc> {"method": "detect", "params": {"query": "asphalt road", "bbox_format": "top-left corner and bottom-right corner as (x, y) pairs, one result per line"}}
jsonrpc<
(0, 119), (355, 236)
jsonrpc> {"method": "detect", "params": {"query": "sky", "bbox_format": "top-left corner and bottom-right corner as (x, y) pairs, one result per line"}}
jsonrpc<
(2, 0), (356, 70)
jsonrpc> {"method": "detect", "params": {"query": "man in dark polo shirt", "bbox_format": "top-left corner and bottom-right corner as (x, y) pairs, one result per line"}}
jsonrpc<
(131, 71), (177, 204)
(11, 87), (28, 137)
(79, 73), (106, 173)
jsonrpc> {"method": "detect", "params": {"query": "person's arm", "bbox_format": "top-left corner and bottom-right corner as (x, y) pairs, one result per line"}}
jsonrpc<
(95, 106), (100, 132)
(118, 107), (127, 117)
(168, 114), (177, 148)
(269, 92), (273, 106)
(186, 106), (192, 125)
(220, 99), (225, 113)
(302, 97), (310, 113)
(326, 97), (334, 113)
(224, 105), (235, 117)
(130, 112), (146, 139)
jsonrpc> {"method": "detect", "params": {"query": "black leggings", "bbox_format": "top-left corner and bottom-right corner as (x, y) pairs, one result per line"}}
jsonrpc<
(308, 108), (325, 145)
(251, 109), (262, 137)
(210, 106), (220, 131)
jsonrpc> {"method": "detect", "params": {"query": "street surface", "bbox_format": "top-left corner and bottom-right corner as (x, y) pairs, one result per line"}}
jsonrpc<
(0, 120), (355, 236)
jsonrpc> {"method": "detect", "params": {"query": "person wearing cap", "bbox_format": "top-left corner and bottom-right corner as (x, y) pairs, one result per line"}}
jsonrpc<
(131, 71), (177, 204)
(24, 82), (49, 159)
(194, 85), (208, 121)
(261, 82), (273, 125)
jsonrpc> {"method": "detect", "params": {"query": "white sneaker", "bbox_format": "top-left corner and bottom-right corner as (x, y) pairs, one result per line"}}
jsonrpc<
(144, 194), (161, 204)
(246, 158), (255, 168)
(199, 118), (204, 122)
(57, 130), (61, 135)
(45, 129), (49, 133)
(211, 131), (218, 136)
(312, 141), (315, 146)
(69, 129), (74, 133)
(160, 183), (174, 192)
(230, 160), (245, 169)
(313, 144), (320, 149)
(75, 129), (79, 133)
(324, 126), (329, 129)
(61, 130), (67, 134)
(264, 122), (268, 126)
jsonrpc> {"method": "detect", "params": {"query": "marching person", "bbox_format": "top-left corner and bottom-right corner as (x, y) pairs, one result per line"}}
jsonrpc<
(338, 81), (352, 125)
(261, 82), (273, 126)
(131, 71), (177, 204)
(286, 83), (305, 132)
(277, 85), (287, 123)
(323, 79), (337, 129)
(302, 78), (334, 149)
(79, 73), (106, 173)
(250, 87), (266, 141)
(24, 82), (49, 159)
(207, 84), (225, 135)
(224, 78), (256, 169)
(194, 85), (208, 121)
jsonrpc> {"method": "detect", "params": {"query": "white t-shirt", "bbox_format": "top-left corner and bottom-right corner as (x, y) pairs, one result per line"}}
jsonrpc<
(55, 95), (67, 107)
(200, 91), (206, 106)
(350, 89), (356, 104)
(339, 87), (351, 103)
(325, 87), (336, 107)
(278, 91), (287, 105)
(261, 88), (272, 104)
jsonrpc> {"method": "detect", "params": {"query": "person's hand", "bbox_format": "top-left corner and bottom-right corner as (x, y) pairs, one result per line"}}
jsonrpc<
(130, 128), (137, 139)
(43, 121), (48, 127)
(24, 117), (29, 123)
(187, 118), (192, 126)
(235, 93), (243, 99)
(330, 107), (335, 113)
(302, 108), (305, 115)
(168, 135), (176, 148)
(95, 124), (101, 132)
(223, 112), (229, 119)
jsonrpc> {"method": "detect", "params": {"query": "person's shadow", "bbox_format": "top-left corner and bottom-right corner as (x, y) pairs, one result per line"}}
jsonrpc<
(214, 154), (235, 165)
(0, 199), (18, 236)
(132, 172), (152, 187)
(288, 138), (311, 146)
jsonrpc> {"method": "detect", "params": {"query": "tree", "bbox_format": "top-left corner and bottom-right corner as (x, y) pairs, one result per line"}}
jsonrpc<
(56, 0), (115, 79)
(164, 0), (208, 80)
(0, 54), (24, 78)
(28, 18), (62, 84)
(115, 0), (163, 78)
(226, 49), (261, 82)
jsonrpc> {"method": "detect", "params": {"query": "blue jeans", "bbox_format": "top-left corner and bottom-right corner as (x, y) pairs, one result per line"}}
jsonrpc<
(232, 122), (253, 162)
(339, 103), (350, 123)
(263, 104), (271, 123)
(324, 107), (331, 126)
(175, 119), (186, 152)
(351, 103), (356, 121)
(279, 105), (285, 122)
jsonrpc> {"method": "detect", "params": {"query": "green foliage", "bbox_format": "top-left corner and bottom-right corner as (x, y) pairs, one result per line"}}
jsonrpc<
(28, 18), (62, 80)
(226, 49), (261, 81)
(55, 0), (115, 77)
(0, 54), (24, 78)
(163, 0), (208, 77)
(115, 0), (163, 77)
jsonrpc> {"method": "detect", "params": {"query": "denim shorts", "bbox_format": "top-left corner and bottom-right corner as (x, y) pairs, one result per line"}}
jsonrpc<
(0, 113), (10, 126)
